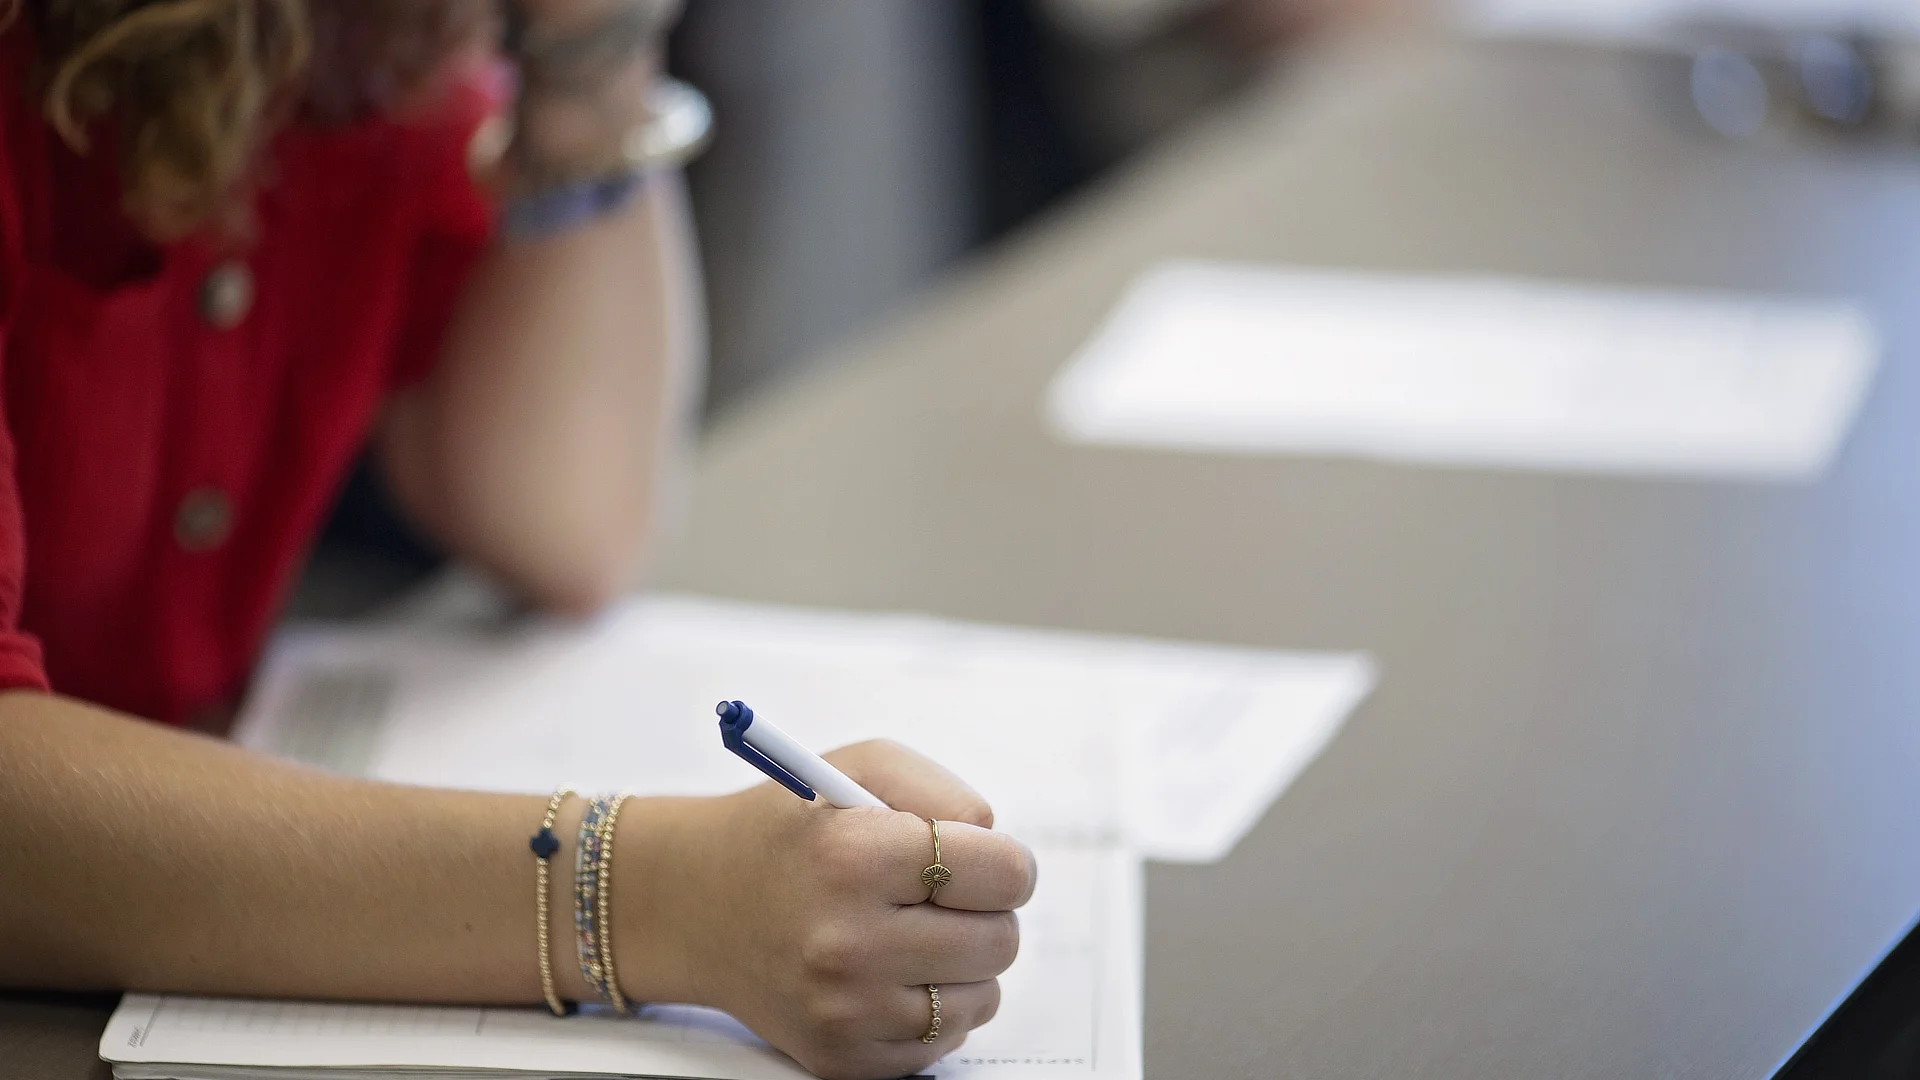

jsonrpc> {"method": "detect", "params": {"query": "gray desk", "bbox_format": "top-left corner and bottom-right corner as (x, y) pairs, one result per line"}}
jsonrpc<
(664, 36), (1920, 1080)
(10, 34), (1920, 1080)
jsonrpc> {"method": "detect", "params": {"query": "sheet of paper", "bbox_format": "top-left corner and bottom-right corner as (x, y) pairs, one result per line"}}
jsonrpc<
(103, 847), (1141, 1080)
(235, 594), (1375, 864)
(1047, 261), (1879, 480)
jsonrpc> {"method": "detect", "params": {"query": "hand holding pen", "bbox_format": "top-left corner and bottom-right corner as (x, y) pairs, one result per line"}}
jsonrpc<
(617, 702), (1038, 1080)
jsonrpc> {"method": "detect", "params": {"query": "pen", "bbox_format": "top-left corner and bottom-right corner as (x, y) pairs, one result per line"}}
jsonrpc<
(716, 700), (888, 808)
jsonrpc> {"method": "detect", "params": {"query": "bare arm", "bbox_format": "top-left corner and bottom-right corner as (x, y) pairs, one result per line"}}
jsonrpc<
(379, 177), (699, 613)
(382, 2), (701, 613)
(0, 689), (616, 1004)
(0, 689), (1036, 1079)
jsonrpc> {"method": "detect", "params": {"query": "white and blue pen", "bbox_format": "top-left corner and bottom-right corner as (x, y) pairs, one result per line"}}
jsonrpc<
(716, 700), (888, 809)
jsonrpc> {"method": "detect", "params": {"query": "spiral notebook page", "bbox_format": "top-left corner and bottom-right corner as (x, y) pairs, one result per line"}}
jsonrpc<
(103, 848), (1141, 1080)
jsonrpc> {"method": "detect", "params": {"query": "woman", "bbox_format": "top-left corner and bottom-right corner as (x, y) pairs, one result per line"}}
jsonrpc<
(0, 3), (1034, 1079)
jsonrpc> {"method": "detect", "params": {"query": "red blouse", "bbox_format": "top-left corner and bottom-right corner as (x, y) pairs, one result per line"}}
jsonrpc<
(0, 26), (495, 723)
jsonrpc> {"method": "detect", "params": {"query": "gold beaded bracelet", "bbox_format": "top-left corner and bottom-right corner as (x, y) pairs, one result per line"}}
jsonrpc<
(530, 786), (577, 1017)
(595, 794), (636, 1012)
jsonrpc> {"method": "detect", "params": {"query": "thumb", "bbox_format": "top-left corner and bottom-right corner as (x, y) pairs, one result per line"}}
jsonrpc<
(823, 740), (995, 828)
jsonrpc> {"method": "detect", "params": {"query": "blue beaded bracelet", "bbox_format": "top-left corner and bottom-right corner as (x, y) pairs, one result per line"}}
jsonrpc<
(500, 171), (650, 242)
(574, 795), (615, 1003)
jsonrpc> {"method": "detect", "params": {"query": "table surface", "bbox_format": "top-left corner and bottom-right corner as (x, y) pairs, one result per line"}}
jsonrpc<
(12, 33), (1920, 1080)
(662, 35), (1920, 1080)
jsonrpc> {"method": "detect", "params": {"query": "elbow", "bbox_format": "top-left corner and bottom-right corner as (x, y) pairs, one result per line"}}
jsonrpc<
(511, 516), (653, 617)
(525, 561), (633, 617)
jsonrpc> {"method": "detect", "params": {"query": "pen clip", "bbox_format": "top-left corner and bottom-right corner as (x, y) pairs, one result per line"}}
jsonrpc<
(716, 700), (817, 801)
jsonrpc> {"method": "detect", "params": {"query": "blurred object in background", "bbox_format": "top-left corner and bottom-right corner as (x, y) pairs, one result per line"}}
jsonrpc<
(674, 0), (1415, 413)
(980, 0), (1416, 244)
(1648, 29), (1920, 145)
(669, 0), (977, 412)
(312, 0), (1403, 609)
(1457, 0), (1920, 44)
(1458, 0), (1920, 147)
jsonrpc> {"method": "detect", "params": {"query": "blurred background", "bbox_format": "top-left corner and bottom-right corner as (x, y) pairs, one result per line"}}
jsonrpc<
(309, 0), (1920, 609)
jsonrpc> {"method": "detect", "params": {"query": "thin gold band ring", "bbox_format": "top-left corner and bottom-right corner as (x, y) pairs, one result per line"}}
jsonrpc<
(920, 819), (952, 902)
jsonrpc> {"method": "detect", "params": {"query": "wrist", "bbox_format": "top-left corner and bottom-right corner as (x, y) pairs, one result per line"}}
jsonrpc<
(544, 795), (599, 1005)
(606, 795), (707, 1005)
(501, 1), (679, 193)
(494, 78), (710, 240)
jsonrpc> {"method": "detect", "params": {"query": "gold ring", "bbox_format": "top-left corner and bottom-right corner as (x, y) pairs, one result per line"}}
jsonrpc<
(920, 819), (952, 902)
(921, 984), (942, 1043)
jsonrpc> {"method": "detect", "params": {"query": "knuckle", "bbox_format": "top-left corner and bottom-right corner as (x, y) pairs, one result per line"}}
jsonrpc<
(839, 737), (901, 766)
(814, 822), (882, 890)
(972, 980), (1003, 1029)
(955, 795), (994, 829)
(983, 840), (1034, 905)
(985, 912), (1021, 972)
(799, 925), (867, 979)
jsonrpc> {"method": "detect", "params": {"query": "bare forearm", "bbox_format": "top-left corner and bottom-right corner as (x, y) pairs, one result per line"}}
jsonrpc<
(0, 691), (624, 1004)
(383, 176), (699, 611)
(0, 692), (1036, 1079)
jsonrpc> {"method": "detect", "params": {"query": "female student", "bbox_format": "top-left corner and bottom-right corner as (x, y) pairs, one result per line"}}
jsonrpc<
(0, 4), (1035, 1079)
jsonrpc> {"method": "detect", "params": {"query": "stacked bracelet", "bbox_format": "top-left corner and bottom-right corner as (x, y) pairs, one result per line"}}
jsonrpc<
(595, 794), (635, 1012)
(574, 795), (613, 1001)
(530, 786), (577, 1017)
(574, 792), (641, 1011)
(531, 788), (639, 1015)
(498, 77), (712, 241)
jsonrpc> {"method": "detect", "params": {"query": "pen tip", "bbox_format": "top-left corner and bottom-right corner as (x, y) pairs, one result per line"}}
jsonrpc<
(715, 701), (732, 719)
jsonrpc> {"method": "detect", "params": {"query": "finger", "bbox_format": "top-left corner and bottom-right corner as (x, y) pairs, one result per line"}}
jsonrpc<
(824, 739), (995, 827)
(870, 815), (1038, 911)
(862, 1031), (966, 1080)
(871, 979), (1000, 1043)
(872, 907), (1020, 986)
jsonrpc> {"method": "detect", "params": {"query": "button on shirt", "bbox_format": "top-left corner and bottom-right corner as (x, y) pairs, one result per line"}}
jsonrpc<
(198, 260), (254, 329)
(0, 25), (497, 723)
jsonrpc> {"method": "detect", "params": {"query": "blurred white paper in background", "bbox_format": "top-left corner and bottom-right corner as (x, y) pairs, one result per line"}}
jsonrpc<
(237, 594), (1375, 865)
(1047, 261), (1879, 480)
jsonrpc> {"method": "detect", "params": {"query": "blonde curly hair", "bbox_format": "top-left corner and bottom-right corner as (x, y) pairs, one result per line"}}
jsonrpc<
(16, 0), (491, 237)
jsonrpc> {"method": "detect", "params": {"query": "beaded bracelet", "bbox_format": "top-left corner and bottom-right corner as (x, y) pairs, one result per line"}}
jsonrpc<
(594, 794), (637, 1011)
(529, 786), (577, 1017)
(575, 795), (614, 1003)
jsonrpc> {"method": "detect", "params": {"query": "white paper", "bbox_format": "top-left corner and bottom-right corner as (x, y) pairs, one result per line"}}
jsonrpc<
(235, 594), (1376, 864)
(162, 595), (1365, 1079)
(102, 847), (1142, 1080)
(1047, 261), (1879, 480)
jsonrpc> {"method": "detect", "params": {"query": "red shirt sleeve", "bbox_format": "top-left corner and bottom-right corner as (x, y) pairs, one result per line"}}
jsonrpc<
(388, 68), (500, 391)
(0, 384), (48, 695)
(0, 36), (49, 695)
